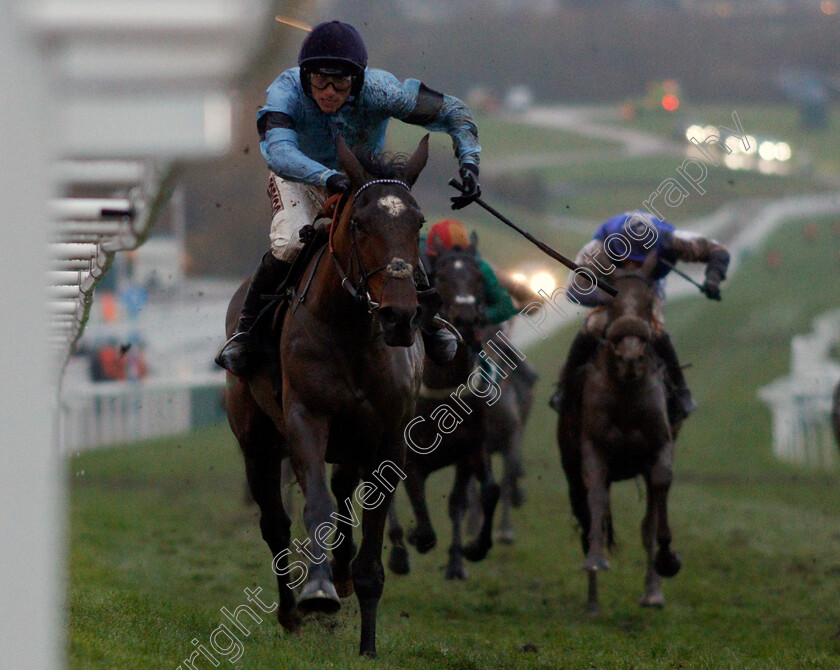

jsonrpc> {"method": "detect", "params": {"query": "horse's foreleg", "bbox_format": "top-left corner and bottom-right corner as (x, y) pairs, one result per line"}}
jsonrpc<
(352, 482), (394, 658)
(581, 439), (610, 573)
(386, 498), (410, 575)
(285, 404), (340, 613)
(639, 472), (665, 608)
(650, 443), (681, 579)
(330, 463), (360, 598)
(463, 448), (500, 563)
(498, 427), (525, 545)
(404, 465), (437, 553)
(445, 462), (471, 580)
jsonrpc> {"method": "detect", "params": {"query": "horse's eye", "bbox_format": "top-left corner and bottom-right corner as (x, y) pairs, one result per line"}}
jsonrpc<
(353, 219), (367, 234)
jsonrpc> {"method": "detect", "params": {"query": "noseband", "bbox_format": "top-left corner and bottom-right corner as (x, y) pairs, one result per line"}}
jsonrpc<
(329, 179), (416, 313)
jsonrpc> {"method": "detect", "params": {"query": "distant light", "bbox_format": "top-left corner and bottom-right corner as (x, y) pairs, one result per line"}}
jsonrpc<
(724, 153), (745, 170)
(510, 272), (528, 284)
(686, 124), (704, 141)
(703, 125), (719, 139)
(758, 141), (777, 161)
(821, 0), (838, 15)
(661, 94), (680, 112)
(726, 135), (744, 154)
(758, 160), (782, 175)
(530, 272), (556, 296)
(776, 142), (792, 161)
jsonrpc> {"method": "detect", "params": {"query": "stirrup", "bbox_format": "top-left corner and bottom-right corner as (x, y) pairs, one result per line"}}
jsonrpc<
(215, 331), (254, 376)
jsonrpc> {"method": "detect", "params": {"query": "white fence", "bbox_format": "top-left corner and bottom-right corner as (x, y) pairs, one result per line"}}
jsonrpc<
(758, 309), (840, 469)
(60, 372), (226, 453)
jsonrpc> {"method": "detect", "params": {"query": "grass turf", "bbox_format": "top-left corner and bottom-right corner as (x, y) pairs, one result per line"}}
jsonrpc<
(68, 214), (840, 668)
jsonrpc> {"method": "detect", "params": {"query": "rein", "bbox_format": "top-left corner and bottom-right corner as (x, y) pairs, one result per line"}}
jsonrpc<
(326, 179), (415, 313)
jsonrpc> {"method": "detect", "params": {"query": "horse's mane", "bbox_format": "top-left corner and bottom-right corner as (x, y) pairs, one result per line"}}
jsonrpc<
(356, 150), (410, 180)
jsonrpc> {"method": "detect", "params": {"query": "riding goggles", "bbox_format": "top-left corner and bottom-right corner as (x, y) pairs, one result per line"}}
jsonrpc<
(309, 72), (353, 92)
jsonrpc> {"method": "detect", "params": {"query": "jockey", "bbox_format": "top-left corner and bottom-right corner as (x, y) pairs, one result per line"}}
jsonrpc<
(217, 20), (482, 375)
(422, 219), (540, 388)
(421, 219), (517, 326)
(549, 211), (730, 423)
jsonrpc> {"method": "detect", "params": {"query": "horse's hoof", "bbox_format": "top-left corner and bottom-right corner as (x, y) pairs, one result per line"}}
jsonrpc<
(654, 549), (682, 578)
(583, 555), (610, 572)
(278, 607), (302, 633)
(463, 538), (491, 562)
(639, 591), (666, 608)
(445, 562), (468, 581)
(585, 601), (601, 615)
(388, 546), (410, 575)
(334, 578), (355, 598)
(298, 579), (341, 614)
(360, 649), (377, 659)
(496, 528), (516, 545)
(510, 487), (526, 509)
(408, 528), (437, 554)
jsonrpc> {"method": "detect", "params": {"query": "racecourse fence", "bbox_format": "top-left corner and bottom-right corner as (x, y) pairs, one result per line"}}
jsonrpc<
(759, 309), (840, 469)
(59, 372), (227, 453)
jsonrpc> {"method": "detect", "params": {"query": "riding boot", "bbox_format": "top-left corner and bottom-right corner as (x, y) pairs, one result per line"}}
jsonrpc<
(415, 262), (458, 366)
(215, 252), (292, 376)
(652, 331), (696, 424)
(549, 328), (600, 412)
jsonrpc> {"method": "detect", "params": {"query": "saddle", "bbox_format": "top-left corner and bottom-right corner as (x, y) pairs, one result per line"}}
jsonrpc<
(253, 229), (330, 342)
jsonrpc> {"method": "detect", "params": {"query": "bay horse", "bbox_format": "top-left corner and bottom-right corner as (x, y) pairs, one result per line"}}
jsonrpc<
(386, 242), (501, 580)
(224, 136), (430, 657)
(557, 252), (683, 614)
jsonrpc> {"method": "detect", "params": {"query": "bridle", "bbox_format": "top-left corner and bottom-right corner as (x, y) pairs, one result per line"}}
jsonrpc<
(327, 179), (417, 314)
(432, 248), (484, 326)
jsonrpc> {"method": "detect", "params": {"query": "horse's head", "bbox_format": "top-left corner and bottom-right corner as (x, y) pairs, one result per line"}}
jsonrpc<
(335, 135), (429, 346)
(604, 315), (653, 383)
(608, 250), (659, 323)
(429, 240), (485, 343)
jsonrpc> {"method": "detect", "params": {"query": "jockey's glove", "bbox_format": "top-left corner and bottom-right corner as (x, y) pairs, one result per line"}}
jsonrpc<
(701, 278), (722, 301)
(451, 163), (481, 210)
(299, 224), (317, 245)
(702, 248), (729, 300)
(706, 248), (730, 280)
(326, 173), (351, 195)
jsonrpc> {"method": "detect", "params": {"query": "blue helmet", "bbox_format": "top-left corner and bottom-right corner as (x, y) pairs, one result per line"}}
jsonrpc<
(298, 21), (367, 98)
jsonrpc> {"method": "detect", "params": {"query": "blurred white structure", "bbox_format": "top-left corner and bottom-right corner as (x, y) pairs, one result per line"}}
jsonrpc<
(0, 1), (272, 667)
(759, 309), (840, 470)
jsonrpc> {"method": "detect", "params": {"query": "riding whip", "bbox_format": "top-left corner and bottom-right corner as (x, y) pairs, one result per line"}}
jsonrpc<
(448, 179), (618, 297)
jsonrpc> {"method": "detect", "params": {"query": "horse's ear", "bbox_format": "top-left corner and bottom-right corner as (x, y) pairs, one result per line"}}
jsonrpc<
(641, 250), (659, 277)
(336, 136), (366, 188)
(403, 134), (430, 187)
(469, 230), (479, 252)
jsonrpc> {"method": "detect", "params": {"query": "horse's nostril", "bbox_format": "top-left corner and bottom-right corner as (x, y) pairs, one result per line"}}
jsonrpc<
(379, 306), (397, 326)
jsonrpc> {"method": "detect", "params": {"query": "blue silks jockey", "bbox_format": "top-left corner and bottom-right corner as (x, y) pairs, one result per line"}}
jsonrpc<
(217, 20), (483, 376)
(549, 212), (731, 424)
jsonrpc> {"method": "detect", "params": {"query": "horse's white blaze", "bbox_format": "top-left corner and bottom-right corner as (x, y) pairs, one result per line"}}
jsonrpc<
(378, 195), (406, 216)
(453, 259), (464, 270)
